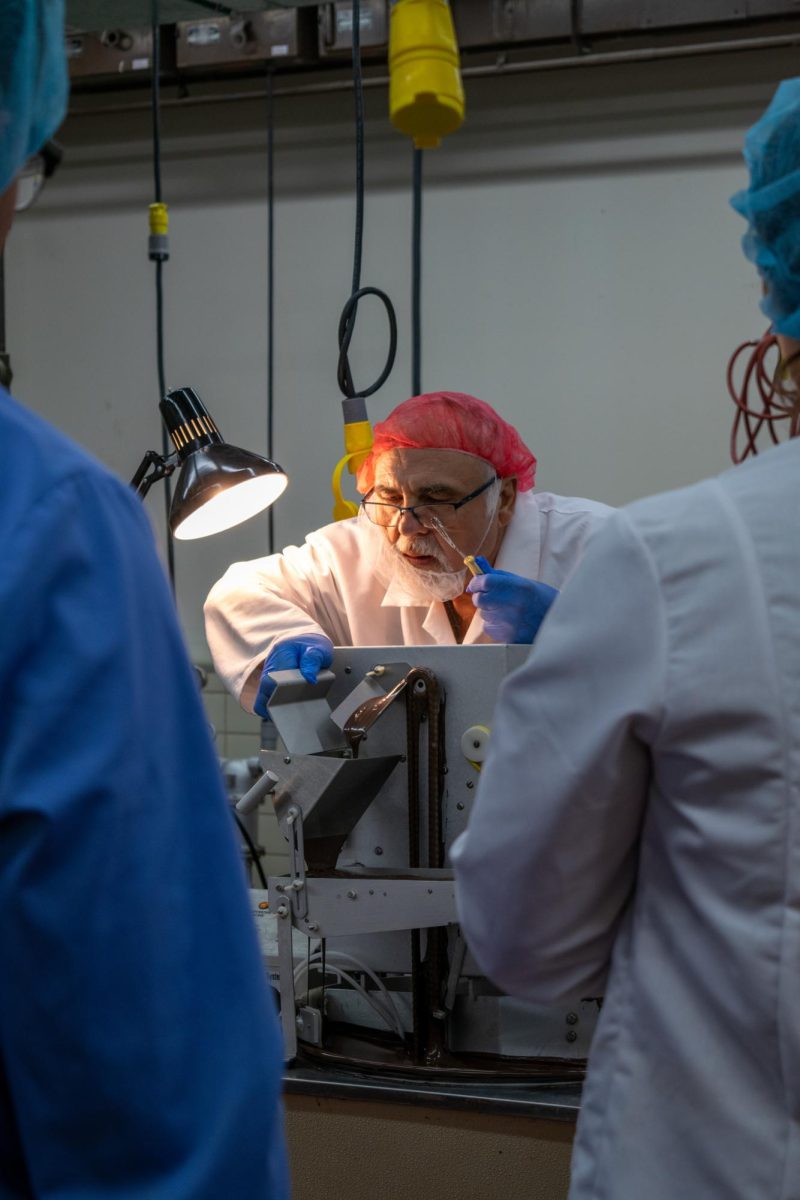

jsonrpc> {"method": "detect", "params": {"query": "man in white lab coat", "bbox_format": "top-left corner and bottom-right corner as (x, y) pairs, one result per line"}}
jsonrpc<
(206, 391), (612, 714)
(452, 80), (800, 1200)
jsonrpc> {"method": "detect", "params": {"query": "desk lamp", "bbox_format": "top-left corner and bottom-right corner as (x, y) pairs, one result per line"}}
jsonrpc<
(131, 386), (287, 539)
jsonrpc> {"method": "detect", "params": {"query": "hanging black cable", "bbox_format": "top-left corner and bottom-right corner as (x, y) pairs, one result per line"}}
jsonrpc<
(570, 0), (590, 55)
(411, 148), (423, 397)
(266, 67), (276, 555)
(336, 0), (397, 404)
(150, 0), (176, 590)
(232, 809), (269, 890)
(351, 0), (364, 301)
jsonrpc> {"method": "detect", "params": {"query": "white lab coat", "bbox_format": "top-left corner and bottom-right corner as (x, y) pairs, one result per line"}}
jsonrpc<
(205, 490), (612, 710)
(451, 436), (800, 1200)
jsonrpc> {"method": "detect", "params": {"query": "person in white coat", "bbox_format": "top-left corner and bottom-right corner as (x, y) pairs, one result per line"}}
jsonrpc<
(205, 391), (612, 714)
(451, 79), (800, 1200)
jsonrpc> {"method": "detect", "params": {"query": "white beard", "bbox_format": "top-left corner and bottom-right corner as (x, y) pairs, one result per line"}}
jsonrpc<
(388, 549), (469, 603)
(359, 511), (469, 604)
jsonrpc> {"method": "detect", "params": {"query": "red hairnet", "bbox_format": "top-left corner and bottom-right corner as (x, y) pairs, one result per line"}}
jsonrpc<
(356, 392), (537, 494)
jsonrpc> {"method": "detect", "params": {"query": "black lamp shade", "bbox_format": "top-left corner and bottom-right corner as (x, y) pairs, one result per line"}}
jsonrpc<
(160, 387), (287, 540)
(161, 386), (225, 459)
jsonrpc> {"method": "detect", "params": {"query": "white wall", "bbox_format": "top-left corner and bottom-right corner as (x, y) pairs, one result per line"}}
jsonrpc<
(5, 47), (794, 661)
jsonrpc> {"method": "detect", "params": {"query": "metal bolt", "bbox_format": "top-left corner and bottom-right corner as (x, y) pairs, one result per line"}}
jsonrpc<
(283, 756), (292, 765)
(374, 846), (383, 855)
(466, 781), (474, 790)
(456, 802), (465, 811)
(344, 666), (352, 674)
(296, 1015), (305, 1030)
(566, 1012), (578, 1026)
(306, 921), (319, 932)
(276, 903), (289, 918)
(288, 880), (304, 891)
(566, 1030), (578, 1043)
(432, 1008), (447, 1020)
(346, 889), (358, 900)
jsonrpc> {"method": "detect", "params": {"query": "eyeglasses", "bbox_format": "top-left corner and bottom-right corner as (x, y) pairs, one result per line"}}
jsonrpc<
(361, 475), (499, 528)
(14, 141), (63, 213)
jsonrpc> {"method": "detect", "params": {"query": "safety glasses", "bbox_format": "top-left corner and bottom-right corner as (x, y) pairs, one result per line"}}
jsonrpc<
(361, 475), (499, 529)
(14, 140), (63, 213)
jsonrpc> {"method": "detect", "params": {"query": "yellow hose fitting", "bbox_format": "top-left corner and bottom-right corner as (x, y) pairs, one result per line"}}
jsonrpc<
(389, 0), (465, 150)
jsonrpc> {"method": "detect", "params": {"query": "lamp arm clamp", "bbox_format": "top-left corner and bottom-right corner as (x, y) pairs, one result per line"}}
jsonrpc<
(131, 448), (179, 499)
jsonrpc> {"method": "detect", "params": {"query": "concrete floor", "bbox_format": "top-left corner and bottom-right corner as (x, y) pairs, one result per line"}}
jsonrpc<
(285, 1092), (575, 1200)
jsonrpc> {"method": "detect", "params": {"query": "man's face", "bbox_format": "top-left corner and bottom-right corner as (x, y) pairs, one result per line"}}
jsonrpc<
(370, 448), (516, 574)
(0, 180), (17, 252)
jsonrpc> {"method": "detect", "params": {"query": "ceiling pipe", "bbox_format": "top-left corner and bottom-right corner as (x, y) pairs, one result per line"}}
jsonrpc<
(68, 28), (800, 118)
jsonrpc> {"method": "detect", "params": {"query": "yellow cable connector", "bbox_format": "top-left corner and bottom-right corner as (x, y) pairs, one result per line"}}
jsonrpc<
(343, 418), (374, 474)
(148, 202), (170, 263)
(331, 453), (360, 521)
(332, 400), (374, 521)
(149, 202), (169, 235)
(389, 0), (465, 150)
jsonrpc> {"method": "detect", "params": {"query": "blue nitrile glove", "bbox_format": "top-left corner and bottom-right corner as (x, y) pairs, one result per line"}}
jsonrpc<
(466, 556), (559, 644)
(254, 634), (334, 718)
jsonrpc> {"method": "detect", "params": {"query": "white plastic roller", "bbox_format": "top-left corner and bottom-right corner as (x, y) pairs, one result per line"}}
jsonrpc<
(460, 724), (491, 764)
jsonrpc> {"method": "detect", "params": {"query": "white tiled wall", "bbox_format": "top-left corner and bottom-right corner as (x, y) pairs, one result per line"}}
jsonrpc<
(200, 665), (262, 760)
(199, 666), (289, 879)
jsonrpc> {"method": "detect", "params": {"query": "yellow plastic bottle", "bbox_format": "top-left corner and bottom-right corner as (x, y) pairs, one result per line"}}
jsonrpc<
(389, 0), (465, 150)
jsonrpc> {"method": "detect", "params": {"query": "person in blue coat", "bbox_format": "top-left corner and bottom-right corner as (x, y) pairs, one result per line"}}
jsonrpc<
(0, 4), (288, 1196)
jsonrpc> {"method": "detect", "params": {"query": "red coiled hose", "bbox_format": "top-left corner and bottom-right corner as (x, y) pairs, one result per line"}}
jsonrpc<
(727, 329), (800, 463)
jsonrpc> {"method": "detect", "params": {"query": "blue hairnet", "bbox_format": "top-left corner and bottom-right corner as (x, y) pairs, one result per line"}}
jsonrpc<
(731, 78), (800, 338)
(0, 1), (68, 195)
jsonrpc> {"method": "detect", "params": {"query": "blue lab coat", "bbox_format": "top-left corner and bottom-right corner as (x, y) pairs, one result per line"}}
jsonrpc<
(0, 387), (288, 1198)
